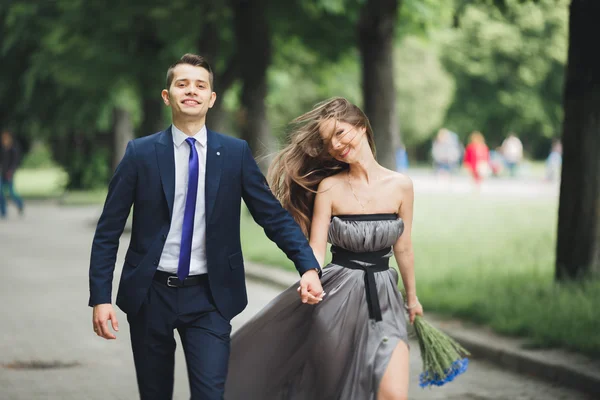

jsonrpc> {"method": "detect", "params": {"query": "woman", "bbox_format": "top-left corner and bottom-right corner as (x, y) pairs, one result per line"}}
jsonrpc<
(463, 131), (490, 187)
(225, 98), (423, 400)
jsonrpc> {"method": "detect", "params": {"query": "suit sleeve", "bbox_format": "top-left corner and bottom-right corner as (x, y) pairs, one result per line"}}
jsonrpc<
(240, 142), (321, 277)
(88, 141), (138, 306)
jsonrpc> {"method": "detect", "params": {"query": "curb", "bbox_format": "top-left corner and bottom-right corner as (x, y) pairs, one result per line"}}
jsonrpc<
(245, 262), (600, 397)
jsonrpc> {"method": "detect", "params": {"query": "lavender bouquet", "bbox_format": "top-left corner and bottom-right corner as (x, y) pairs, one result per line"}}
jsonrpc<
(401, 289), (471, 388)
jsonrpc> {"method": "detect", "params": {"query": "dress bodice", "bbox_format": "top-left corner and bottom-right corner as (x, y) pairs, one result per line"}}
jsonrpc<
(327, 214), (404, 253)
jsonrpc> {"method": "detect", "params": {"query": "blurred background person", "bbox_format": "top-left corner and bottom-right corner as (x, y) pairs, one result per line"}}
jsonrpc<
(500, 132), (523, 177)
(0, 129), (25, 219)
(489, 147), (505, 177)
(395, 144), (409, 172)
(545, 139), (562, 182)
(463, 131), (490, 188)
(432, 128), (462, 177)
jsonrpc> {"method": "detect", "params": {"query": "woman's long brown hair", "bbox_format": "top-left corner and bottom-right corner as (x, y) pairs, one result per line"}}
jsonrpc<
(267, 97), (376, 236)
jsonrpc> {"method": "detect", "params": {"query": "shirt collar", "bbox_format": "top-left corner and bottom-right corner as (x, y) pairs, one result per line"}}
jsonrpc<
(171, 124), (207, 148)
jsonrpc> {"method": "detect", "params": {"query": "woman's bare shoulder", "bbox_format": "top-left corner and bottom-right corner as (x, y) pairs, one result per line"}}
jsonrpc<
(317, 172), (346, 193)
(381, 169), (413, 192)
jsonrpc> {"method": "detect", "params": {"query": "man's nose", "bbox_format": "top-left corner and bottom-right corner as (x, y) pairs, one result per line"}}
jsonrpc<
(185, 85), (198, 96)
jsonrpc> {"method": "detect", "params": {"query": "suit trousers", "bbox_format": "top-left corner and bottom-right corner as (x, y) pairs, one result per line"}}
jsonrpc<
(127, 276), (232, 400)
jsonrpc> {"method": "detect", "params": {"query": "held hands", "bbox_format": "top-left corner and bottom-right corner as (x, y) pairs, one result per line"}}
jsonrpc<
(297, 269), (325, 305)
(92, 304), (119, 339)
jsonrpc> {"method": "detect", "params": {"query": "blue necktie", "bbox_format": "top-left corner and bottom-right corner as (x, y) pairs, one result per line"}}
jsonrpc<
(177, 137), (199, 281)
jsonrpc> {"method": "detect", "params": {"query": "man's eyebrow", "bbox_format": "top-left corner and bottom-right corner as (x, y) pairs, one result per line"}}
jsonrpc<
(175, 78), (208, 83)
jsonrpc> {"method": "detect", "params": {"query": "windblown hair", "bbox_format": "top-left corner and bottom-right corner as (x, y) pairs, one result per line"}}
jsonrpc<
(267, 97), (376, 236)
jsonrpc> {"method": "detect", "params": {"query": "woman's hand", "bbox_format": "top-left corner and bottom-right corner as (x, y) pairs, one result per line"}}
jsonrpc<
(298, 269), (324, 305)
(406, 300), (424, 325)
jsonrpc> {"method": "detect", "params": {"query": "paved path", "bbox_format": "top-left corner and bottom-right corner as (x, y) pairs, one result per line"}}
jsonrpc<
(0, 204), (591, 399)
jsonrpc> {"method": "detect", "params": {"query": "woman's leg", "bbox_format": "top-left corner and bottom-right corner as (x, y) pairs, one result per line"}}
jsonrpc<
(378, 341), (409, 400)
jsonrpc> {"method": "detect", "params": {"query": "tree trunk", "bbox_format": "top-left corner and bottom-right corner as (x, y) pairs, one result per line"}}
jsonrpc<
(136, 28), (165, 137)
(112, 107), (134, 172)
(358, 0), (401, 170)
(207, 61), (238, 133)
(555, 0), (600, 280)
(232, 0), (273, 172)
(48, 130), (110, 190)
(140, 97), (165, 137)
(198, 4), (238, 133)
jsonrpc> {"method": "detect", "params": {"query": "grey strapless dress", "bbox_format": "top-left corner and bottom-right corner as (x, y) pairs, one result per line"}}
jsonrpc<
(225, 214), (408, 400)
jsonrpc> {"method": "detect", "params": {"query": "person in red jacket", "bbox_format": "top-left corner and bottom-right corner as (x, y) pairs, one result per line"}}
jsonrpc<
(463, 131), (490, 187)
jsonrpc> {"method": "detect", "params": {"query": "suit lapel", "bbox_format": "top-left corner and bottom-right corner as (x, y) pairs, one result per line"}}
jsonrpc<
(205, 129), (223, 225)
(155, 127), (176, 218)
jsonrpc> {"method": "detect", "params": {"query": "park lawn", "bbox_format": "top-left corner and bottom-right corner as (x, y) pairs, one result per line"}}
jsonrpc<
(16, 167), (598, 355)
(13, 167), (67, 199)
(14, 168), (107, 205)
(58, 189), (108, 205)
(240, 193), (600, 357)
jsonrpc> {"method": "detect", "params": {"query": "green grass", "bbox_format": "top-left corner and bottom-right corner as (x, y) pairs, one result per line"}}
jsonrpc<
(13, 168), (107, 205)
(241, 193), (600, 357)
(15, 167), (599, 355)
(13, 167), (68, 199)
(59, 189), (108, 206)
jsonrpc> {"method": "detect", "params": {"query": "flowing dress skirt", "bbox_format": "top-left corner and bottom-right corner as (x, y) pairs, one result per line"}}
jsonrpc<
(224, 264), (409, 400)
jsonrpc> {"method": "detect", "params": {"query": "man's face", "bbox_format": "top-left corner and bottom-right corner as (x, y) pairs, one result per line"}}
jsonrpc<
(1, 133), (12, 148)
(161, 64), (216, 120)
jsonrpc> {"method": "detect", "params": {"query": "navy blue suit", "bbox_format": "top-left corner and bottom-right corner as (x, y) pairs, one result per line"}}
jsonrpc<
(89, 127), (319, 399)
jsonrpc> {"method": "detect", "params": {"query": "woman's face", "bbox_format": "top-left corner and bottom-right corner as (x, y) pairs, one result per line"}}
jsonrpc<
(319, 119), (367, 163)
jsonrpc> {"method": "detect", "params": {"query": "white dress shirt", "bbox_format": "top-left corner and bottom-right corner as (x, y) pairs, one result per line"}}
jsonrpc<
(158, 124), (208, 275)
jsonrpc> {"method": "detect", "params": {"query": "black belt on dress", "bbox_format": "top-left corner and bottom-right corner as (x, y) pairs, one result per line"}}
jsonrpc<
(153, 270), (208, 288)
(331, 246), (391, 322)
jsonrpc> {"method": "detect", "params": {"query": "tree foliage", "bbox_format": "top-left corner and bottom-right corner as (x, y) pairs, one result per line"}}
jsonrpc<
(396, 36), (455, 146)
(0, 0), (235, 188)
(441, 0), (568, 154)
(0, 0), (575, 190)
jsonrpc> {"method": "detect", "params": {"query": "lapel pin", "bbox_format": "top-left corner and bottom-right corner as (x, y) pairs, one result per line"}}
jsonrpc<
(216, 152), (221, 156)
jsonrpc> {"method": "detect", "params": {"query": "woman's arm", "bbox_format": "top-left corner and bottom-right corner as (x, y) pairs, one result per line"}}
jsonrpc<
(309, 177), (335, 267)
(392, 175), (423, 323)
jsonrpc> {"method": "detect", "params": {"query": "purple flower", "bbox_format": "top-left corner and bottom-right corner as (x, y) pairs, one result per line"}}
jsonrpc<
(419, 358), (469, 388)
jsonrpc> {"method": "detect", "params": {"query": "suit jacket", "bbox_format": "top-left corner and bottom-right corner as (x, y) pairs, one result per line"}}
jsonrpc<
(89, 127), (320, 320)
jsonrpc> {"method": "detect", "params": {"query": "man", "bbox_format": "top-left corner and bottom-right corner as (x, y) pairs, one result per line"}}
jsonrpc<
(0, 130), (25, 218)
(89, 54), (323, 400)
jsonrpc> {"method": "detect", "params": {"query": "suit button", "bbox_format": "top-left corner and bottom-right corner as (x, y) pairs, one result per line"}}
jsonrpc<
(153, 259), (159, 265)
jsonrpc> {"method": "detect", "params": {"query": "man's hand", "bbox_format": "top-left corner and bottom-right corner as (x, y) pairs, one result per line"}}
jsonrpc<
(92, 304), (119, 339)
(297, 269), (325, 305)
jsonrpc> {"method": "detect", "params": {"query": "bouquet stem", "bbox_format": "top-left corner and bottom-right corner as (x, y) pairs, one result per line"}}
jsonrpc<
(400, 288), (471, 387)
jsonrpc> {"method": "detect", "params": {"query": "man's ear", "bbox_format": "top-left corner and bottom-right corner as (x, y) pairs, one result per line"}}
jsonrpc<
(208, 91), (217, 109)
(161, 89), (170, 106)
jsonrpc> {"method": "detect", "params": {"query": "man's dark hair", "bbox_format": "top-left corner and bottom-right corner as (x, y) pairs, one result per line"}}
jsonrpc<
(166, 53), (214, 89)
